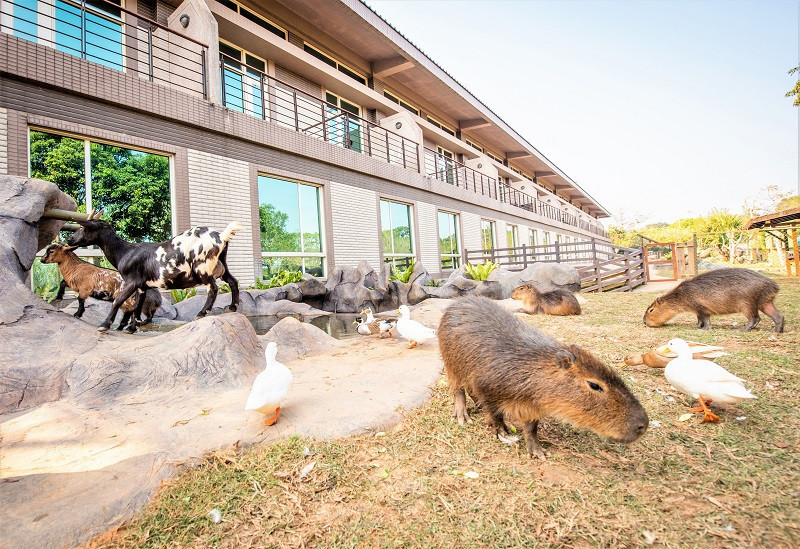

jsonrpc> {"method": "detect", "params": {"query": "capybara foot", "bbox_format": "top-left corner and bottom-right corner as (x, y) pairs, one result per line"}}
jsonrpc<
(527, 444), (547, 461)
(774, 314), (785, 333)
(453, 410), (472, 426)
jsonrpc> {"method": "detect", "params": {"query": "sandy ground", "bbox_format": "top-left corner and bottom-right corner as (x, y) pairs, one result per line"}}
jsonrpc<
(1, 299), (467, 549)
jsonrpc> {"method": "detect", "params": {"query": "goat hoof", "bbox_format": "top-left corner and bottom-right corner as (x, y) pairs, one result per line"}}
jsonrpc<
(73, 312), (82, 318)
(115, 325), (125, 331)
(97, 325), (110, 333)
(228, 305), (238, 313)
(124, 326), (137, 334)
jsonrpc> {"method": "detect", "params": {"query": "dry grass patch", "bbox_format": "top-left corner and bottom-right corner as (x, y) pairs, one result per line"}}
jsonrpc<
(93, 277), (800, 548)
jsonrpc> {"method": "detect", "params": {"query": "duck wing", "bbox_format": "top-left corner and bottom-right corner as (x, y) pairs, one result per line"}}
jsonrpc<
(245, 364), (293, 411)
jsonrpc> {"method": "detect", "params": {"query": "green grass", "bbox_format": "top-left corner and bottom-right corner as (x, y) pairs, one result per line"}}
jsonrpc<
(92, 277), (800, 548)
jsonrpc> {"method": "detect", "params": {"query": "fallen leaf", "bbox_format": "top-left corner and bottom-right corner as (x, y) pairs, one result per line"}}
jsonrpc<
(735, 416), (747, 421)
(380, 469), (389, 478)
(299, 461), (316, 479)
(649, 420), (661, 428)
(464, 471), (479, 479)
(765, 381), (776, 390)
(375, 431), (386, 438)
(773, 441), (789, 449)
(706, 496), (727, 509)
(679, 413), (694, 422)
(208, 508), (221, 523)
(642, 530), (656, 545)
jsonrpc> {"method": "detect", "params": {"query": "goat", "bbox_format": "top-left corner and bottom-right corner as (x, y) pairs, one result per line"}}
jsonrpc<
(41, 243), (162, 330)
(67, 219), (242, 332)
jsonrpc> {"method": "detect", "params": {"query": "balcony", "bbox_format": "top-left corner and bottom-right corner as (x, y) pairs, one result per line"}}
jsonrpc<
(0, 0), (207, 97)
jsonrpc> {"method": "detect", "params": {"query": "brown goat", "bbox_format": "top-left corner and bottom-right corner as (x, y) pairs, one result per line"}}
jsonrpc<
(41, 243), (161, 330)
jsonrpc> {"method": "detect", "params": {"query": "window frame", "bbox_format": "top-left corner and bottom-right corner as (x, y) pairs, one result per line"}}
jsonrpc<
(465, 138), (483, 153)
(437, 210), (461, 271)
(480, 219), (496, 252)
(379, 198), (416, 270)
(219, 39), (268, 118)
(215, 0), (287, 40)
(257, 174), (326, 278)
(383, 89), (419, 116)
(426, 115), (456, 136)
(303, 42), (367, 86)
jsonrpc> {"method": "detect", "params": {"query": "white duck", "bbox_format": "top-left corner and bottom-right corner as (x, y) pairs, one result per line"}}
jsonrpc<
(396, 304), (436, 349)
(356, 308), (397, 338)
(661, 338), (756, 423)
(245, 342), (293, 426)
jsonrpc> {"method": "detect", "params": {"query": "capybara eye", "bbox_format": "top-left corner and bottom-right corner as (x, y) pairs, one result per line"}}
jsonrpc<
(587, 381), (603, 392)
(648, 307), (654, 313)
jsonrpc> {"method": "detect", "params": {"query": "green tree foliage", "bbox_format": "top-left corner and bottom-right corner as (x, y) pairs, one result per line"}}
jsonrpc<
(29, 132), (171, 242)
(787, 66), (800, 107)
(776, 195), (800, 211)
(608, 209), (743, 250)
(259, 203), (299, 251)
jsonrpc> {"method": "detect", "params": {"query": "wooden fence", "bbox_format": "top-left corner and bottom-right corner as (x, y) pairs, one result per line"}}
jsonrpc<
(464, 239), (645, 292)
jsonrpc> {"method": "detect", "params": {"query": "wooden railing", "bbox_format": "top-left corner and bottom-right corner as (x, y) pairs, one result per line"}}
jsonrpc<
(464, 239), (645, 292)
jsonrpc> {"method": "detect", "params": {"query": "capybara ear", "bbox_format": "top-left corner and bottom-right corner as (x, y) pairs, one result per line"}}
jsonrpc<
(654, 297), (662, 305)
(555, 349), (574, 369)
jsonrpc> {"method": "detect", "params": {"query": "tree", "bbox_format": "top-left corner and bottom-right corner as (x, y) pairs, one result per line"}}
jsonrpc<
(787, 66), (800, 107)
(29, 132), (86, 208)
(259, 203), (300, 252)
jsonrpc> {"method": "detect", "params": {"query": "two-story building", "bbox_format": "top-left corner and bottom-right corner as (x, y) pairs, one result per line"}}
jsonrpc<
(0, 0), (610, 284)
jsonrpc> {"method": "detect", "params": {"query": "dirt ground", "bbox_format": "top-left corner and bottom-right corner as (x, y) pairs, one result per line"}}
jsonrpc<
(92, 278), (800, 548)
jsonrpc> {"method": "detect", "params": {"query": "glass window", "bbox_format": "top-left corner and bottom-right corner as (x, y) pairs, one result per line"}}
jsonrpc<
(384, 90), (419, 116)
(438, 211), (460, 270)
(324, 91), (362, 153)
(304, 43), (366, 85)
(434, 146), (455, 185)
(220, 41), (266, 120)
(427, 116), (455, 136)
(380, 199), (414, 272)
(480, 219), (495, 252)
(6, 0), (124, 70)
(528, 228), (537, 247)
(465, 139), (483, 153)
(214, 0), (287, 40)
(258, 175), (324, 278)
(29, 129), (172, 242)
(506, 224), (518, 259)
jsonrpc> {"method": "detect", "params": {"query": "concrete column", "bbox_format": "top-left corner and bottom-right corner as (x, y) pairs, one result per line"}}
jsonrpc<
(168, 0), (221, 103)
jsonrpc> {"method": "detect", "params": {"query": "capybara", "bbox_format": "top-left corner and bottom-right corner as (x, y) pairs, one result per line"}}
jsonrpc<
(511, 284), (581, 315)
(643, 268), (784, 332)
(438, 296), (648, 459)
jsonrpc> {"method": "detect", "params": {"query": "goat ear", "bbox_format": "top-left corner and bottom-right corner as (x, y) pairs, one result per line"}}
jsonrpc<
(64, 245), (79, 252)
(555, 349), (575, 369)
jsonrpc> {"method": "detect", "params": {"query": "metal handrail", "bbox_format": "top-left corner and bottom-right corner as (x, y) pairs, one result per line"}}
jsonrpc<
(219, 52), (419, 171)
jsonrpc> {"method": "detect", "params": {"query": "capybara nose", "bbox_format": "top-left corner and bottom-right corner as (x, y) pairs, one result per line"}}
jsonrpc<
(636, 421), (648, 436)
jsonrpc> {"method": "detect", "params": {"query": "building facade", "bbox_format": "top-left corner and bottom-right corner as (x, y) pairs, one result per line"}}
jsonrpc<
(0, 0), (610, 284)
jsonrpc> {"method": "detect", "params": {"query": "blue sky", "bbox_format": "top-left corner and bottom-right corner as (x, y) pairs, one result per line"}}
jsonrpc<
(366, 0), (799, 226)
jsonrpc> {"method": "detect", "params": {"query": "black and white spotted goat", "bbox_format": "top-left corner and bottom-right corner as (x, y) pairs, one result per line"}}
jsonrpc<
(67, 219), (243, 333)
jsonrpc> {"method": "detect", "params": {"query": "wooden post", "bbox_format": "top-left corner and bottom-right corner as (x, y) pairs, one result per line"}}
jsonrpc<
(792, 229), (800, 277)
(784, 231), (792, 277)
(522, 243), (528, 268)
(687, 236), (697, 277)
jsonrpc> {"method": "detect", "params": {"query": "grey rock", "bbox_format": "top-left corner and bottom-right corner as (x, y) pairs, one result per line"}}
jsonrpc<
(258, 316), (343, 363)
(322, 260), (393, 313)
(284, 282), (303, 302)
(297, 275), (326, 297)
(432, 275), (504, 300)
(488, 264), (582, 296)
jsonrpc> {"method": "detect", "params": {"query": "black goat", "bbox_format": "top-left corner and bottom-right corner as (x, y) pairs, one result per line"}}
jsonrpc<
(67, 219), (243, 332)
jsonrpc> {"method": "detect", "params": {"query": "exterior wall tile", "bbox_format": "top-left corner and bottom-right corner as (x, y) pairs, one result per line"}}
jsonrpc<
(329, 181), (381, 268)
(461, 212), (482, 255)
(187, 149), (255, 283)
(416, 201), (439, 273)
(0, 108), (7, 175)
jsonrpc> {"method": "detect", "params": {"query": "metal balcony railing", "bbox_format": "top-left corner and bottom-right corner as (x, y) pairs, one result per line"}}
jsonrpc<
(1, 0), (208, 97)
(423, 147), (499, 199)
(220, 52), (420, 171)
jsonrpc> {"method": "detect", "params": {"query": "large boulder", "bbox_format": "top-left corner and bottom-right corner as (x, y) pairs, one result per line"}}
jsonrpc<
(173, 289), (330, 321)
(322, 260), (393, 313)
(432, 271), (504, 300)
(489, 263), (582, 296)
(258, 316), (344, 363)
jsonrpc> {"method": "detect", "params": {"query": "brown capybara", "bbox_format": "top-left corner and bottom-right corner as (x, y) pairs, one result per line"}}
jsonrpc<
(511, 284), (581, 315)
(438, 296), (648, 459)
(643, 268), (784, 332)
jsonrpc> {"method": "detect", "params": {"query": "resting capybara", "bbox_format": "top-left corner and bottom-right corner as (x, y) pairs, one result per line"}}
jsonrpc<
(643, 268), (784, 332)
(438, 296), (648, 459)
(511, 284), (581, 315)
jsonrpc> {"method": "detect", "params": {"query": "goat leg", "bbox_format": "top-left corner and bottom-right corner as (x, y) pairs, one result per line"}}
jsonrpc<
(117, 311), (132, 331)
(196, 281), (218, 318)
(74, 297), (85, 318)
(221, 266), (240, 313)
(125, 290), (147, 333)
(100, 282), (138, 332)
(56, 279), (68, 301)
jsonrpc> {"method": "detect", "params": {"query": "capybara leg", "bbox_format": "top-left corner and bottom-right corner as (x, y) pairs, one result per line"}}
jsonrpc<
(696, 313), (711, 330)
(523, 420), (546, 460)
(453, 388), (472, 425)
(488, 406), (509, 437)
(740, 310), (760, 332)
(761, 302), (784, 333)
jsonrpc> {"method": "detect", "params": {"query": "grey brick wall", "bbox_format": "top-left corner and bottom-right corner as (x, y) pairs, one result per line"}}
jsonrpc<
(0, 108), (7, 175)
(329, 180), (381, 268)
(461, 212), (482, 255)
(187, 149), (255, 283)
(416, 201), (439, 273)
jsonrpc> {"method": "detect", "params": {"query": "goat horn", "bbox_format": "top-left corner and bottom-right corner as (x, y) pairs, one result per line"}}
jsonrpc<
(93, 209), (104, 219)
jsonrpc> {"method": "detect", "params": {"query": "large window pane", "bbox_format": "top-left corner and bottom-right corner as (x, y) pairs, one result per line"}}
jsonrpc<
(12, 0), (39, 41)
(90, 143), (171, 242)
(439, 211), (460, 270)
(481, 219), (495, 252)
(381, 199), (414, 271)
(258, 175), (324, 278)
(29, 131), (86, 207)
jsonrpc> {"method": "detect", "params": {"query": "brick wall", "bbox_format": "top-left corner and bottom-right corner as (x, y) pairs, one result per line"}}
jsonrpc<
(461, 212), (482, 255)
(329, 180), (381, 268)
(186, 149), (255, 283)
(0, 108), (7, 175)
(416, 201), (439, 273)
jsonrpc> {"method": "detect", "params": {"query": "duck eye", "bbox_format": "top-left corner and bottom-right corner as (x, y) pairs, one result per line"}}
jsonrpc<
(587, 381), (603, 392)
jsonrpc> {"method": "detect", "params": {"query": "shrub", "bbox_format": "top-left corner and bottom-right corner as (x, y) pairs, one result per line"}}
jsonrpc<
(248, 271), (304, 290)
(464, 261), (498, 281)
(389, 261), (415, 283)
(171, 288), (197, 303)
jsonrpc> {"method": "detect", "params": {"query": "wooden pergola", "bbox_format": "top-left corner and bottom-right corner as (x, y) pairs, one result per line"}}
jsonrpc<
(745, 206), (800, 276)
